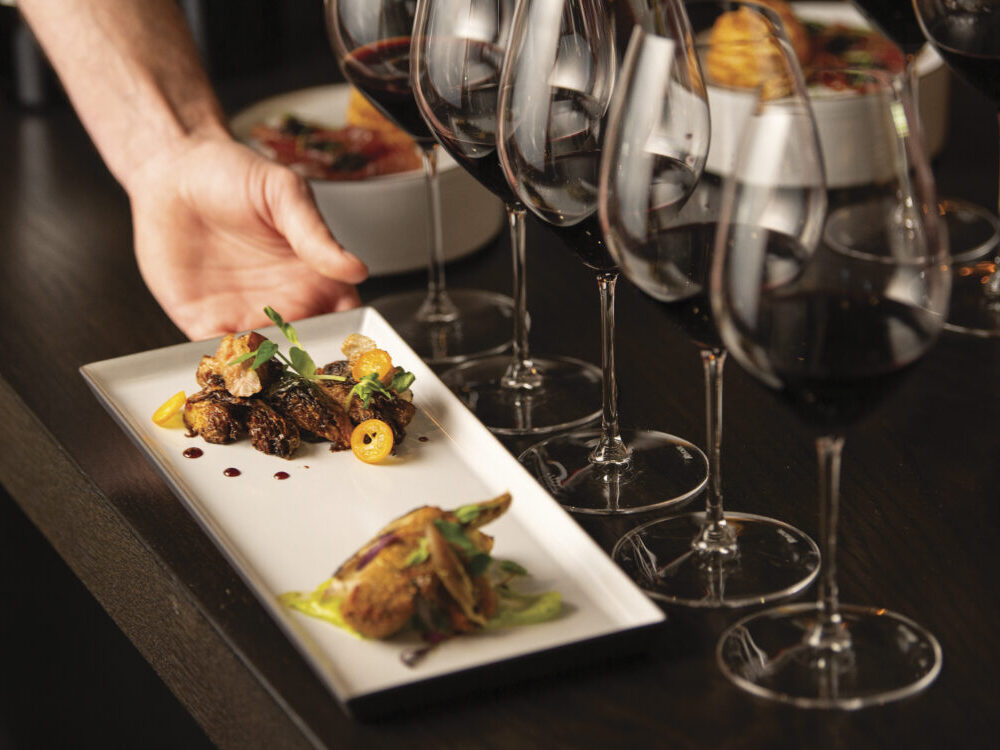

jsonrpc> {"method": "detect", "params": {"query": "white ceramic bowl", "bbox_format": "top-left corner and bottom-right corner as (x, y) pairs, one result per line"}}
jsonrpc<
(231, 84), (505, 276)
(705, 2), (950, 188)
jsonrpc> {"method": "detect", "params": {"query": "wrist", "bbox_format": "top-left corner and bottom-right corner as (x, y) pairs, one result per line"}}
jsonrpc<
(120, 117), (232, 199)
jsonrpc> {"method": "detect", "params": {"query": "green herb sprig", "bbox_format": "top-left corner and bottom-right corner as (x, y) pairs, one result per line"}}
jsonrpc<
(225, 307), (346, 382)
(226, 307), (416, 405)
(349, 373), (394, 408)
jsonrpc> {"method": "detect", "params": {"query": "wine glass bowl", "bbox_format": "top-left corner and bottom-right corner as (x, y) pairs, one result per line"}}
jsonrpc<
(711, 65), (947, 707)
(323, 0), (515, 365)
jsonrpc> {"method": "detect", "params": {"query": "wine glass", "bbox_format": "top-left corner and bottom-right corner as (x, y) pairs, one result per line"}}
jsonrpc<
(711, 67), (947, 707)
(911, 0), (1000, 337)
(603, 4), (820, 607)
(498, 0), (710, 514)
(410, 0), (603, 435)
(849, 0), (1000, 336)
(324, 0), (514, 365)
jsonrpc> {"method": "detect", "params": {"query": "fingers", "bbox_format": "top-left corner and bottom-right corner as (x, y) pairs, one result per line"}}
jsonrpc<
(265, 166), (370, 284)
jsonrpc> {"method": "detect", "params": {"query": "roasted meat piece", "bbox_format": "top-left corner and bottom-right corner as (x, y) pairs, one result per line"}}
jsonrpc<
(247, 400), (301, 459)
(183, 388), (248, 444)
(317, 361), (416, 442)
(197, 332), (282, 397)
(266, 377), (354, 451)
(329, 493), (511, 639)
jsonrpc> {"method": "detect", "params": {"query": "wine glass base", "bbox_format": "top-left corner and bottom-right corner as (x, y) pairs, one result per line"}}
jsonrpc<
(716, 602), (942, 709)
(939, 200), (1000, 337)
(611, 512), (820, 608)
(370, 289), (514, 366)
(440, 354), (602, 436)
(519, 429), (709, 515)
(944, 260), (1000, 337)
(939, 198), (1000, 265)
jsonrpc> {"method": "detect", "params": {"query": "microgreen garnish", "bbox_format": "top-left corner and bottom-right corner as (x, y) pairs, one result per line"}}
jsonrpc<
(431, 519), (495, 576)
(349, 373), (394, 407)
(403, 537), (430, 567)
(226, 307), (415, 400)
(498, 560), (527, 577)
(467, 553), (492, 578)
(224, 307), (343, 382)
(432, 520), (478, 557)
(390, 370), (415, 394)
(454, 504), (482, 525)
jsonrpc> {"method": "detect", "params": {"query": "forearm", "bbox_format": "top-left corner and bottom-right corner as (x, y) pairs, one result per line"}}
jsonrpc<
(18, 0), (228, 192)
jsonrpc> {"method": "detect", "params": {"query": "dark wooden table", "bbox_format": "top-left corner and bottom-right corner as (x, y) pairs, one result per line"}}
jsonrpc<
(2, 31), (999, 750)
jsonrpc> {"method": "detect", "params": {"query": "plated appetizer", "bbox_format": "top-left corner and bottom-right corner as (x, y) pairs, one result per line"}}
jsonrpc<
(705, 0), (905, 96)
(156, 308), (416, 464)
(248, 87), (421, 180)
(281, 493), (562, 666)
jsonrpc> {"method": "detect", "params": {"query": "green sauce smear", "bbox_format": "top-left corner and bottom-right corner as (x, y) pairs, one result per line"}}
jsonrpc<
(278, 578), (362, 638)
(279, 570), (562, 638)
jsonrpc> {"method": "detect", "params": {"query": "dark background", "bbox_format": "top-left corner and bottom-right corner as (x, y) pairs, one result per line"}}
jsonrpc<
(0, 2), (333, 747)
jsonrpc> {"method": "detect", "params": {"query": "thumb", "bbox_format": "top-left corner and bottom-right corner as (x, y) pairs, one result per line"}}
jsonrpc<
(265, 166), (369, 283)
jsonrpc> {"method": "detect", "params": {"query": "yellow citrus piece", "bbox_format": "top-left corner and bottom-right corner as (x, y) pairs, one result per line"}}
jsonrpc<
(351, 419), (394, 464)
(351, 348), (394, 383)
(341, 333), (377, 365)
(152, 391), (187, 428)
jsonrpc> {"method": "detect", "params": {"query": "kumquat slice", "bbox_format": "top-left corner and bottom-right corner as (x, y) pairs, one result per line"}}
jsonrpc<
(351, 348), (394, 383)
(341, 333), (377, 363)
(152, 391), (187, 427)
(351, 419), (394, 464)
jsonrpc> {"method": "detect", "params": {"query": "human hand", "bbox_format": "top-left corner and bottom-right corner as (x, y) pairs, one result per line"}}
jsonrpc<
(127, 134), (369, 340)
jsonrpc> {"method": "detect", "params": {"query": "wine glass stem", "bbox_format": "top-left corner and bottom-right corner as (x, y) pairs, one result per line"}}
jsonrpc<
(415, 144), (458, 324)
(904, 54), (920, 112)
(809, 434), (851, 652)
(588, 271), (629, 465)
(501, 204), (541, 389)
(693, 348), (737, 557)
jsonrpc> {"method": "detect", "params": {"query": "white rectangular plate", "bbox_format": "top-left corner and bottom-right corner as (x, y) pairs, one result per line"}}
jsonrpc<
(81, 308), (665, 718)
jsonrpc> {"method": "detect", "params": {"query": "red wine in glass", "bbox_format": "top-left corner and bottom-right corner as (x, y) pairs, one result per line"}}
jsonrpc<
(627, 222), (723, 351)
(341, 37), (436, 146)
(417, 39), (520, 205)
(921, 7), (1000, 106)
(851, 0), (927, 57)
(553, 213), (617, 272)
(759, 289), (936, 432)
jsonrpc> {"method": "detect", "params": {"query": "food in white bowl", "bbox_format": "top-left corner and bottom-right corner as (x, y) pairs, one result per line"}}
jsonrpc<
(249, 112), (422, 181)
(704, 1), (949, 188)
(231, 85), (504, 276)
